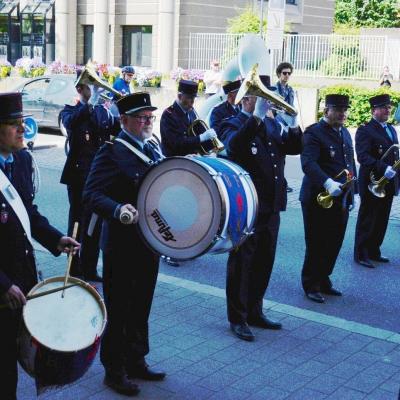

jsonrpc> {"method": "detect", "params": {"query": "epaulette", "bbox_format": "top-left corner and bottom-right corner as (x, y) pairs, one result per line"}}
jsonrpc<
(165, 105), (174, 114)
(105, 140), (114, 145)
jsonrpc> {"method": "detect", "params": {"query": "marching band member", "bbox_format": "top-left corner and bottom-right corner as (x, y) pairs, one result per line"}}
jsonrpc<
(60, 73), (119, 281)
(84, 92), (165, 396)
(354, 94), (399, 268)
(160, 79), (217, 156)
(219, 76), (303, 341)
(210, 79), (241, 138)
(300, 94), (356, 303)
(0, 93), (79, 400)
(112, 65), (135, 98)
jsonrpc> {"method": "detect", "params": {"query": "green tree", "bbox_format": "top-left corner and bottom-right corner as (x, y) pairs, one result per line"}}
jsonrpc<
(227, 7), (266, 34)
(335, 0), (400, 28)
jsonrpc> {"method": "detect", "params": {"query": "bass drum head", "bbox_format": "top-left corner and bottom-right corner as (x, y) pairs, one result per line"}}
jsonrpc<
(137, 157), (223, 260)
(22, 277), (107, 352)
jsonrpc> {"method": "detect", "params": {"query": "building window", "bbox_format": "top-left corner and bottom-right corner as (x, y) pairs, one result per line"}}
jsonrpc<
(122, 26), (152, 67)
(83, 25), (93, 64)
(286, 0), (297, 4)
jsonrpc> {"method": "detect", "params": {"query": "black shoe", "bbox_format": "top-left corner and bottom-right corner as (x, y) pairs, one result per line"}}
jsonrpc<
(370, 255), (389, 263)
(306, 291), (325, 303)
(164, 258), (180, 267)
(286, 186), (293, 193)
(321, 287), (342, 296)
(248, 314), (282, 330)
(230, 323), (255, 341)
(84, 273), (103, 282)
(104, 373), (140, 396)
(127, 362), (166, 381)
(355, 258), (375, 268)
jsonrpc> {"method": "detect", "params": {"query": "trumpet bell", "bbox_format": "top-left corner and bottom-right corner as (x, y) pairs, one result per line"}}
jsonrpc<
(235, 64), (298, 117)
(188, 119), (225, 155)
(76, 61), (122, 99)
(368, 183), (386, 198)
(316, 192), (333, 209)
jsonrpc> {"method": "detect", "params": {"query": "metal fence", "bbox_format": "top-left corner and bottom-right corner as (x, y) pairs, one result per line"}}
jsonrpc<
(188, 33), (399, 81)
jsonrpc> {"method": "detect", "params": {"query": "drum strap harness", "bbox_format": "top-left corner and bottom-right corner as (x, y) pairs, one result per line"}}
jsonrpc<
(115, 138), (154, 166)
(0, 168), (33, 246)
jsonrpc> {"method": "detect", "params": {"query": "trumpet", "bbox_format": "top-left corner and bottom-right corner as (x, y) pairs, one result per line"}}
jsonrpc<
(317, 169), (356, 209)
(187, 119), (225, 155)
(75, 60), (123, 100)
(235, 64), (297, 117)
(369, 144), (400, 198)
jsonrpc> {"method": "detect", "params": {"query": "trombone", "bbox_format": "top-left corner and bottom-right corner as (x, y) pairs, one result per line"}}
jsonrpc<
(187, 119), (225, 155)
(368, 144), (400, 198)
(75, 60), (123, 100)
(317, 169), (356, 209)
(235, 64), (297, 117)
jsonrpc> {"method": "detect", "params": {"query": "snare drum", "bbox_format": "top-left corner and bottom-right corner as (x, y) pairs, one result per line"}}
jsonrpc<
(137, 156), (258, 260)
(18, 276), (107, 392)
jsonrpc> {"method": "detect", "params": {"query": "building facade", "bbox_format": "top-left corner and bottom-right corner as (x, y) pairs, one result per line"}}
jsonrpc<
(0, 0), (335, 71)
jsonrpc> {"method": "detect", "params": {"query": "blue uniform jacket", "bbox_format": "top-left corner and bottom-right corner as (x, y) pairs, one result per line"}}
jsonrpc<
(220, 112), (303, 213)
(275, 82), (295, 106)
(160, 101), (209, 156)
(60, 101), (119, 186)
(210, 101), (239, 138)
(300, 119), (357, 204)
(0, 150), (62, 297)
(355, 118), (399, 197)
(83, 131), (153, 253)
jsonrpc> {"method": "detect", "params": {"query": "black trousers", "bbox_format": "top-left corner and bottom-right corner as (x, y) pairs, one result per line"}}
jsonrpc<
(301, 200), (349, 293)
(67, 184), (101, 277)
(354, 191), (393, 260)
(0, 308), (21, 400)
(100, 244), (159, 375)
(226, 212), (280, 324)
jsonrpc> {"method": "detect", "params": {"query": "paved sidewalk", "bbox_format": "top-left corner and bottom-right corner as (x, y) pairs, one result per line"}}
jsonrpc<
(17, 250), (400, 400)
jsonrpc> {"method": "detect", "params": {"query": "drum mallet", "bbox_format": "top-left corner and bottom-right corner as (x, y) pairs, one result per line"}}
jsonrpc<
(62, 222), (79, 298)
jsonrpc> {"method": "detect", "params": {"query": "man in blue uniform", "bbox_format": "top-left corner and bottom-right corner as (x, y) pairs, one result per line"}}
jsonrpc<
(60, 74), (119, 281)
(300, 94), (357, 303)
(210, 79), (241, 137)
(0, 92), (79, 400)
(220, 85), (303, 341)
(112, 66), (135, 98)
(354, 94), (399, 268)
(160, 79), (217, 157)
(84, 92), (165, 396)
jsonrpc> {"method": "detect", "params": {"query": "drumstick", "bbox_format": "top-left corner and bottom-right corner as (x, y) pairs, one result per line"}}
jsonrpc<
(62, 222), (79, 298)
(0, 284), (79, 310)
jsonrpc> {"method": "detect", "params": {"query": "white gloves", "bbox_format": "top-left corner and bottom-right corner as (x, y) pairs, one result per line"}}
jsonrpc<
(253, 98), (270, 121)
(384, 166), (397, 180)
(199, 128), (217, 143)
(323, 178), (342, 197)
(88, 85), (100, 106)
(276, 112), (298, 129)
(119, 204), (139, 224)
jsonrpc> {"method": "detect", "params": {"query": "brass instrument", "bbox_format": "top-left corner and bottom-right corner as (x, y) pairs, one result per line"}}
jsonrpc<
(75, 60), (123, 99)
(369, 144), (400, 198)
(317, 169), (356, 209)
(235, 64), (298, 117)
(187, 119), (225, 155)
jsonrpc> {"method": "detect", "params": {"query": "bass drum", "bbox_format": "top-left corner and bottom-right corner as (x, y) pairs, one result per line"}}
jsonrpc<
(137, 156), (258, 260)
(18, 277), (107, 393)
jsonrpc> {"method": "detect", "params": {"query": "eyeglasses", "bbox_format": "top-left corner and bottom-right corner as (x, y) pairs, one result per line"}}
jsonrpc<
(281, 71), (292, 76)
(130, 115), (156, 123)
(0, 119), (25, 128)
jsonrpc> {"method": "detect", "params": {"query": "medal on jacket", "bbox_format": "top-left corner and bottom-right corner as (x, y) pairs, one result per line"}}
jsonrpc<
(251, 143), (257, 155)
(85, 133), (90, 141)
(378, 145), (383, 155)
(1, 203), (8, 224)
(329, 146), (335, 158)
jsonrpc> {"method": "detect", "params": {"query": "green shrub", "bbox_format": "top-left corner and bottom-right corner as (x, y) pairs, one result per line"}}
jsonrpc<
(318, 85), (400, 127)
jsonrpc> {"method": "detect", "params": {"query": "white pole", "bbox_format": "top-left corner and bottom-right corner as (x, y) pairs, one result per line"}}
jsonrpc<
(259, 0), (264, 38)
